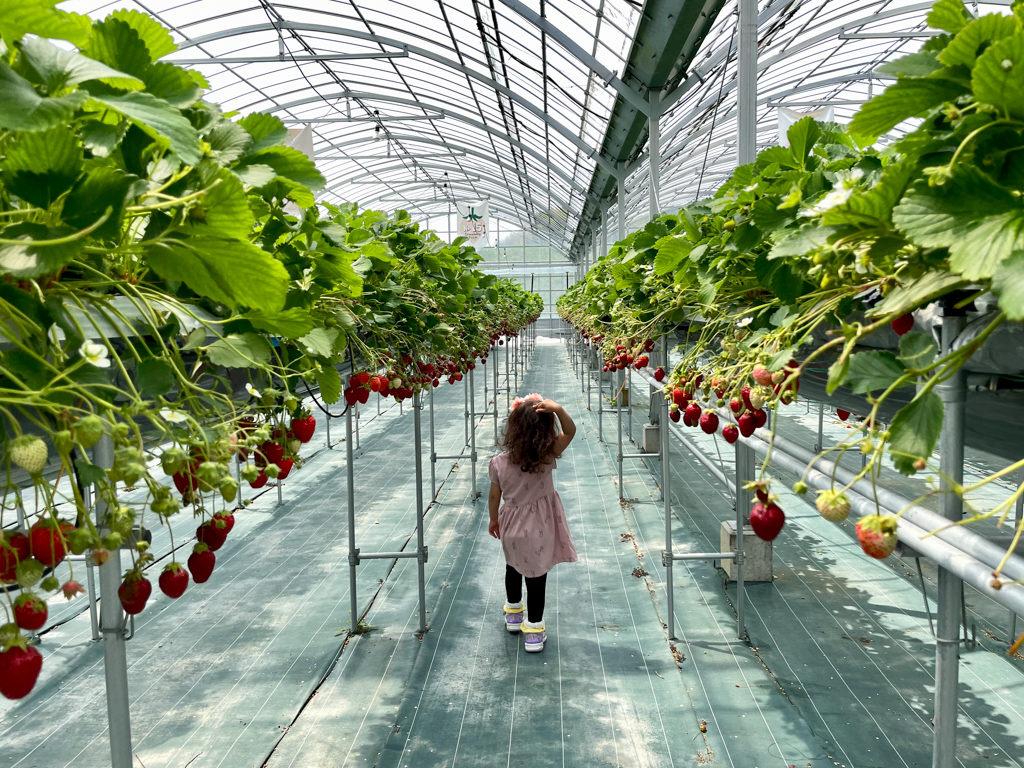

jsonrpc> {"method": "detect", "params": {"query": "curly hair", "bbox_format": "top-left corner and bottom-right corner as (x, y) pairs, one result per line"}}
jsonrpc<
(500, 403), (558, 473)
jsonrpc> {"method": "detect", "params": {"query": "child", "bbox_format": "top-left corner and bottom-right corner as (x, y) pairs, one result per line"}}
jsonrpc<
(488, 393), (577, 652)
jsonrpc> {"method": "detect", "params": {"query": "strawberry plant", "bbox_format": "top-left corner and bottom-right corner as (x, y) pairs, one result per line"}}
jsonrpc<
(559, 0), (1024, 573)
(0, 2), (542, 700)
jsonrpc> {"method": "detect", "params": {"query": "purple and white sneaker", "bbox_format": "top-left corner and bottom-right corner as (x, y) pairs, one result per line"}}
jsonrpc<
(523, 620), (546, 652)
(504, 602), (525, 633)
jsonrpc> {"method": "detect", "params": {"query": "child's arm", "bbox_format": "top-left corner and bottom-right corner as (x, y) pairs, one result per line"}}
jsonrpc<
(536, 399), (576, 455)
(488, 482), (501, 539)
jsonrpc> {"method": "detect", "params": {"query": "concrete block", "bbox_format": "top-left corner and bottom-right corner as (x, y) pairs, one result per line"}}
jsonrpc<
(642, 424), (660, 454)
(620, 386), (629, 407)
(720, 520), (773, 582)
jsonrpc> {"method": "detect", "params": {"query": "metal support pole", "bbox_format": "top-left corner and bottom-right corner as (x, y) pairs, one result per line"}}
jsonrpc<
(469, 367), (478, 499)
(493, 344), (499, 442)
(1011, 469), (1023, 639)
(464, 372), (470, 448)
(735, 441), (754, 641)
(627, 368), (633, 444)
(932, 308), (967, 768)
(95, 435), (132, 768)
(355, 401), (360, 449)
(429, 385), (437, 500)
(661, 338), (675, 641)
(346, 388), (359, 636)
(617, 161), (626, 241)
(814, 401), (824, 453)
(505, 336), (511, 411)
(648, 88), (661, 220)
(413, 392), (428, 635)
(598, 355), (605, 441)
(617, 369), (624, 499)
(738, 0), (758, 166)
(325, 410), (331, 448)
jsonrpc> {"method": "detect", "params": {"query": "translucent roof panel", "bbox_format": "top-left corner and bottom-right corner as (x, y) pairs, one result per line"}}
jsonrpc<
(67, 0), (642, 252)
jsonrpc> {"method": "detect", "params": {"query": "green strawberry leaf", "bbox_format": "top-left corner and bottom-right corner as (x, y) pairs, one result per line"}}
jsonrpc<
(19, 36), (143, 92)
(844, 350), (906, 395)
(0, 61), (88, 132)
(927, 0), (973, 34)
(62, 166), (140, 240)
(108, 8), (176, 60)
(889, 392), (944, 475)
(237, 113), (288, 152)
(145, 235), (288, 312)
(136, 357), (175, 396)
(849, 77), (967, 142)
(244, 309), (315, 339)
(297, 328), (339, 358)
(897, 332), (939, 368)
(972, 32), (1024, 118)
(315, 365), (342, 405)
(653, 236), (692, 275)
(991, 249), (1024, 320)
(87, 90), (202, 165)
(0, 222), (84, 278)
(875, 51), (942, 78)
(0, 0), (92, 47)
(204, 333), (271, 368)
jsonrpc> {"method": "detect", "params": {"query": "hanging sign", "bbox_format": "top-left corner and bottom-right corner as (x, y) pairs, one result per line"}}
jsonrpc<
(777, 106), (835, 147)
(456, 200), (489, 246)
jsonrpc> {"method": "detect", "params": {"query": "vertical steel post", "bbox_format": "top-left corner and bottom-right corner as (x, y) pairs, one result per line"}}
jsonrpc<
(1011, 468), (1023, 639)
(355, 401), (360, 449)
(414, 392), (427, 635)
(429, 385), (437, 499)
(933, 308), (967, 768)
(505, 336), (511, 411)
(347, 390), (359, 635)
(469, 367), (478, 499)
(493, 343), (499, 442)
(627, 368), (633, 443)
(735, 442), (753, 641)
(738, 0), (758, 166)
(94, 435), (132, 768)
(661, 337), (675, 640)
(325, 409), (331, 448)
(815, 402), (824, 453)
(617, 369), (624, 499)
(617, 161), (626, 241)
(648, 88), (661, 221)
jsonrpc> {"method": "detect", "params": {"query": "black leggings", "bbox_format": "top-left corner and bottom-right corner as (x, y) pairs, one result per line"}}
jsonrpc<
(505, 564), (547, 623)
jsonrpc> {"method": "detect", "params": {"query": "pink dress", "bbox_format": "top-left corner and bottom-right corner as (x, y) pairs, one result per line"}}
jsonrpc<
(488, 452), (578, 578)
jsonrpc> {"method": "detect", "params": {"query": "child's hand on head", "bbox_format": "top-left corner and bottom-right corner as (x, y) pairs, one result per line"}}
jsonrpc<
(534, 399), (560, 413)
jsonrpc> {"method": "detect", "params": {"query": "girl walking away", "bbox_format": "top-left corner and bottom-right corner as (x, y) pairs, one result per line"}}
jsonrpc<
(488, 393), (578, 653)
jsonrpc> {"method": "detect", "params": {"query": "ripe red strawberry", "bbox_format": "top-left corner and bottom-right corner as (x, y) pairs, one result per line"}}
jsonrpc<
(291, 416), (316, 443)
(699, 411), (719, 435)
(856, 514), (898, 558)
(671, 388), (686, 406)
(1, 531), (30, 581)
(0, 641), (43, 700)
(722, 424), (739, 444)
(159, 562), (189, 599)
(729, 397), (743, 414)
(891, 313), (914, 336)
(682, 412), (695, 427)
(669, 409), (681, 423)
(277, 458), (294, 480)
(635, 355), (649, 369)
(750, 501), (785, 541)
(344, 388), (358, 406)
(249, 471), (268, 489)
(188, 544), (216, 583)
(683, 402), (701, 424)
(753, 409), (768, 429)
(118, 572), (152, 615)
(214, 511), (235, 535)
(196, 520), (227, 552)
(741, 386), (754, 412)
(29, 519), (70, 568)
(654, 367), (665, 382)
(752, 366), (773, 386)
(14, 594), (47, 631)
(172, 468), (197, 495)
(737, 412), (756, 437)
(257, 441), (284, 468)
(837, 409), (850, 421)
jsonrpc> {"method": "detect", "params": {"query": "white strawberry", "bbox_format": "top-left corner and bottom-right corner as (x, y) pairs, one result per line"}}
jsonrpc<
(815, 489), (851, 522)
(9, 436), (47, 476)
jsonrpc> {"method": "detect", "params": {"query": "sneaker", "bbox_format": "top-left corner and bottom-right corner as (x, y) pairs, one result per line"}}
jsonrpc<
(523, 620), (546, 652)
(503, 602), (525, 633)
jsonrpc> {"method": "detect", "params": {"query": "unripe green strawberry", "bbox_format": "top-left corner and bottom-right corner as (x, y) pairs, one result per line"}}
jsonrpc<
(792, 481), (808, 495)
(53, 430), (74, 455)
(113, 448), (145, 485)
(17, 559), (44, 589)
(40, 575), (60, 592)
(75, 414), (104, 448)
(161, 448), (187, 476)
(815, 489), (851, 522)
(283, 395), (299, 412)
(288, 438), (301, 455)
(111, 422), (130, 443)
(264, 463), (281, 479)
(68, 527), (99, 556)
(196, 461), (227, 490)
(102, 532), (123, 550)
(9, 436), (47, 476)
(106, 506), (135, 538)
(219, 477), (239, 504)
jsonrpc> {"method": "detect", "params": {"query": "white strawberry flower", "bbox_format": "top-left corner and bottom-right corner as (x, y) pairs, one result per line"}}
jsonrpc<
(803, 168), (865, 216)
(81, 340), (111, 368)
(246, 383), (260, 399)
(737, 316), (753, 327)
(1003, 59), (1014, 70)
(159, 408), (188, 424)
